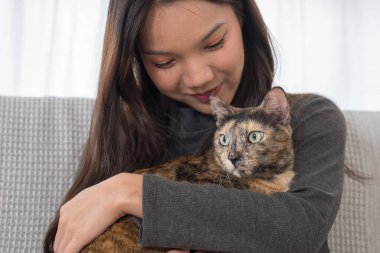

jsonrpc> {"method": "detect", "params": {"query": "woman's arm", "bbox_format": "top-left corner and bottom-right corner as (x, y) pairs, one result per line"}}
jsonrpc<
(140, 95), (346, 253)
(53, 173), (143, 253)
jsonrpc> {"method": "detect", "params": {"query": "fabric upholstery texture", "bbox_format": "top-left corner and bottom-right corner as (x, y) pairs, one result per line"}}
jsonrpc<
(0, 96), (379, 252)
(0, 96), (93, 252)
(329, 111), (380, 253)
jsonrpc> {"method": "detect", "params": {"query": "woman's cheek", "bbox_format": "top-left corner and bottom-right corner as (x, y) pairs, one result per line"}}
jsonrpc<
(148, 68), (180, 93)
(213, 36), (243, 71)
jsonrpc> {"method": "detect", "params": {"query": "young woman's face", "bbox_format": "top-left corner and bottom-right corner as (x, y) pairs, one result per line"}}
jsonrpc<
(140, 1), (245, 114)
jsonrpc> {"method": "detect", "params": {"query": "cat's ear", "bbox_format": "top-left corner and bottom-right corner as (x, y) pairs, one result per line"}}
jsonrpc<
(260, 87), (290, 124)
(209, 96), (236, 127)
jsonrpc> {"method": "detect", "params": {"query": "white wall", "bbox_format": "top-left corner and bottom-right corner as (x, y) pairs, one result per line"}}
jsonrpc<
(257, 0), (380, 111)
(0, 0), (108, 98)
(0, 0), (379, 111)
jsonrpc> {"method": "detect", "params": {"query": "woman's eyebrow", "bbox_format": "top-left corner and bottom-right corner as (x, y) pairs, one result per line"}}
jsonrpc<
(142, 49), (171, 56)
(201, 22), (225, 42)
(142, 22), (225, 56)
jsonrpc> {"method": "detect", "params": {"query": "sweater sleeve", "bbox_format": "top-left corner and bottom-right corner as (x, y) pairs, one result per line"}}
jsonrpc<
(140, 95), (346, 253)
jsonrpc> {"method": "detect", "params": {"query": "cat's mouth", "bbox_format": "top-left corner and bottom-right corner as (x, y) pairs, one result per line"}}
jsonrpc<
(229, 168), (242, 178)
(224, 159), (253, 178)
(229, 166), (252, 178)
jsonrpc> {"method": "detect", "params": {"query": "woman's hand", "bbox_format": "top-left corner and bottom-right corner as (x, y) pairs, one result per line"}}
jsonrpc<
(53, 173), (143, 253)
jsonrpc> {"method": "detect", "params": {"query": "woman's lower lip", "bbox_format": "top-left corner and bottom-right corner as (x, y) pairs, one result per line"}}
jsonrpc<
(191, 86), (221, 103)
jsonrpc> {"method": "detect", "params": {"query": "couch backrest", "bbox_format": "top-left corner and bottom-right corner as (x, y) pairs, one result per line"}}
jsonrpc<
(0, 96), (93, 252)
(0, 96), (379, 253)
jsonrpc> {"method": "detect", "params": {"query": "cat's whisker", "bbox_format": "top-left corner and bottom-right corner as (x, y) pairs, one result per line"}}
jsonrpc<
(220, 172), (227, 186)
(221, 171), (228, 186)
(225, 170), (233, 186)
(216, 170), (228, 187)
(217, 170), (230, 187)
(214, 171), (222, 185)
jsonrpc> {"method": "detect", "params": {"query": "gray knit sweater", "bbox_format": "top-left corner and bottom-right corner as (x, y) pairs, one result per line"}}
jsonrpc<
(140, 94), (346, 253)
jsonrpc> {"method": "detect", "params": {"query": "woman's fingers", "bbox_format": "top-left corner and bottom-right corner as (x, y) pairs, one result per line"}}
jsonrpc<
(55, 232), (80, 253)
(52, 174), (142, 253)
(54, 197), (101, 253)
(53, 215), (64, 252)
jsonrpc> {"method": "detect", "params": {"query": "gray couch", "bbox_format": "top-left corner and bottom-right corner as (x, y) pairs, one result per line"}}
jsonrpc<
(0, 96), (379, 253)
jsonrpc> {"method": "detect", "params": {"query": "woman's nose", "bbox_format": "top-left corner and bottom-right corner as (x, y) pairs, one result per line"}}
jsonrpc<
(181, 58), (215, 89)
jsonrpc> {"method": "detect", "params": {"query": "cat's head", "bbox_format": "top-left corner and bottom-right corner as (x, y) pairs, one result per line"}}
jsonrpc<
(209, 87), (293, 179)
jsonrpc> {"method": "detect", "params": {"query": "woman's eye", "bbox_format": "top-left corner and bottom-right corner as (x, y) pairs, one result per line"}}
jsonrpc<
(219, 134), (229, 146)
(154, 59), (175, 69)
(205, 36), (225, 51)
(248, 131), (264, 144)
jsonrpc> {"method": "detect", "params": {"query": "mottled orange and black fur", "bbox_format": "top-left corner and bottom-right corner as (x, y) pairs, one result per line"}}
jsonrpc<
(81, 87), (295, 253)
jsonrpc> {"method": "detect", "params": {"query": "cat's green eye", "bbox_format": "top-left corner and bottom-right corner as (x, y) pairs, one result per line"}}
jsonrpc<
(219, 134), (229, 146)
(248, 131), (264, 144)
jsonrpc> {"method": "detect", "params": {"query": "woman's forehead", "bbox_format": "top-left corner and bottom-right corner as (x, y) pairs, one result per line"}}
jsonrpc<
(140, 1), (236, 52)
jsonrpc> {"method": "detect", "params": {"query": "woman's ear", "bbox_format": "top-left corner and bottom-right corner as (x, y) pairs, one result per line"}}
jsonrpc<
(132, 57), (141, 85)
(238, 15), (243, 28)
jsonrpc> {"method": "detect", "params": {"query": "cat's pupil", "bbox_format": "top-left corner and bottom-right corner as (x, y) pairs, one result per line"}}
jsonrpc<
(219, 134), (229, 146)
(248, 131), (264, 144)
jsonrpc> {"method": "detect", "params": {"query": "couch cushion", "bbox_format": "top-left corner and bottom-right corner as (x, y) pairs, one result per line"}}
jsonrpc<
(329, 111), (380, 253)
(0, 96), (93, 252)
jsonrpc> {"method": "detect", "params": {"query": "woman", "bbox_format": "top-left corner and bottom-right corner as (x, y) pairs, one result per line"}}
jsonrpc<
(45, 0), (346, 252)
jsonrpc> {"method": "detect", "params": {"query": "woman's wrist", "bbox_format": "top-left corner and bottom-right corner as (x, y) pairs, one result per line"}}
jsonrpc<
(115, 173), (143, 218)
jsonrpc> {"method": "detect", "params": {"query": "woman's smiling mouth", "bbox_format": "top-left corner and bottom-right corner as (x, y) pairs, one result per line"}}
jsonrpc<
(191, 85), (221, 103)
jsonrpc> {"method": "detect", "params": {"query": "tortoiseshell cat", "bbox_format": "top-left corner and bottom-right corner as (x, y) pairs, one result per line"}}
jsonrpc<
(81, 87), (295, 253)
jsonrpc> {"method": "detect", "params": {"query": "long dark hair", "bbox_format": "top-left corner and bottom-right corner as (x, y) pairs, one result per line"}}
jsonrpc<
(43, 0), (275, 251)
